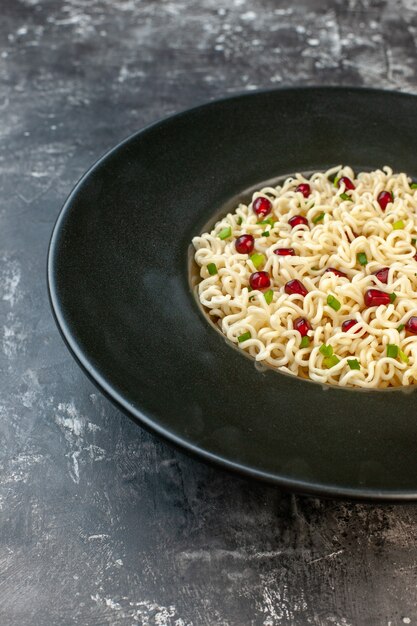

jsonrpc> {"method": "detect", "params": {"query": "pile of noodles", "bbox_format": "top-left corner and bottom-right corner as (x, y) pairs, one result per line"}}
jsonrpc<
(192, 166), (417, 388)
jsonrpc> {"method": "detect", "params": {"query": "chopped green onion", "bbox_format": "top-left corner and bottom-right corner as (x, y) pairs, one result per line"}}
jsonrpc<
(264, 289), (274, 305)
(219, 226), (232, 240)
(411, 183), (417, 189)
(236, 216), (243, 225)
(393, 220), (405, 230)
(323, 355), (340, 369)
(389, 292), (397, 303)
(333, 176), (339, 188)
(261, 231), (270, 237)
(248, 286), (253, 292)
(312, 212), (325, 224)
(387, 344), (399, 358)
(238, 331), (251, 343)
(250, 253), (265, 269)
(397, 323), (405, 332)
(207, 263), (218, 276)
(347, 358), (360, 370)
(327, 294), (341, 311)
(412, 238), (417, 245)
(340, 192), (353, 201)
(300, 336), (310, 348)
(357, 252), (368, 266)
(259, 217), (275, 226)
(399, 349), (409, 364)
(319, 344), (333, 357)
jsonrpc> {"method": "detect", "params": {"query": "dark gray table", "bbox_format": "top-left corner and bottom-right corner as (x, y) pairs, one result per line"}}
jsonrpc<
(2, 1), (417, 624)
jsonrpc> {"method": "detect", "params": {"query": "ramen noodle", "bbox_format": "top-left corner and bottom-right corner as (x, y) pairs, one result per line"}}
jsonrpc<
(192, 166), (417, 388)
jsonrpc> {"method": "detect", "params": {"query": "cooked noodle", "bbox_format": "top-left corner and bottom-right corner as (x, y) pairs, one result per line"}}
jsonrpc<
(192, 166), (417, 388)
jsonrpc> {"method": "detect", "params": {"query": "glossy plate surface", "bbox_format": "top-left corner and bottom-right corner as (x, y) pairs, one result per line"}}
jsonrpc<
(48, 87), (417, 500)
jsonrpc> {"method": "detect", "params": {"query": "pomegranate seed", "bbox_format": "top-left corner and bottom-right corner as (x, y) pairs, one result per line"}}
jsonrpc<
(364, 289), (391, 307)
(414, 252), (417, 262)
(288, 215), (309, 229)
(372, 267), (389, 284)
(405, 316), (417, 335)
(325, 267), (348, 278)
(235, 234), (255, 254)
(253, 196), (272, 218)
(338, 176), (355, 190)
(341, 319), (360, 333)
(296, 183), (311, 198)
(377, 190), (393, 211)
(274, 248), (295, 256)
(294, 317), (311, 336)
(285, 279), (308, 297)
(249, 271), (270, 291)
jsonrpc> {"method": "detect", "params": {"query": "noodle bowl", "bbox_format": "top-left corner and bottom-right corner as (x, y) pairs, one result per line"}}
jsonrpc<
(192, 166), (417, 388)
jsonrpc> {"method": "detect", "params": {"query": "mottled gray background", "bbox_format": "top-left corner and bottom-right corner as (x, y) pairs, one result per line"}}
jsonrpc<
(1, 1), (417, 624)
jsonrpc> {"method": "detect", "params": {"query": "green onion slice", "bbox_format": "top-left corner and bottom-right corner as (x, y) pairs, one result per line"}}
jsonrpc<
(323, 355), (340, 369)
(327, 294), (341, 311)
(236, 216), (243, 225)
(357, 252), (368, 266)
(340, 192), (353, 201)
(411, 183), (417, 189)
(238, 331), (251, 343)
(207, 263), (218, 276)
(259, 217), (275, 226)
(399, 349), (409, 364)
(387, 344), (399, 358)
(319, 344), (333, 357)
(250, 253), (265, 269)
(312, 212), (325, 224)
(261, 231), (270, 237)
(300, 336), (310, 348)
(412, 238), (417, 245)
(219, 226), (232, 240)
(264, 289), (274, 305)
(347, 358), (361, 370)
(389, 292), (397, 303)
(397, 323), (405, 332)
(393, 220), (405, 230)
(333, 176), (340, 188)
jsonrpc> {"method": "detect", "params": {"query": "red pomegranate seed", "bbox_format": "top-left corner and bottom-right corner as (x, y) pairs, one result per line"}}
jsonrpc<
(341, 319), (360, 333)
(274, 248), (295, 256)
(414, 252), (417, 262)
(405, 316), (417, 335)
(372, 267), (389, 284)
(285, 279), (308, 297)
(325, 267), (348, 278)
(253, 196), (272, 218)
(294, 317), (311, 336)
(288, 215), (309, 229)
(377, 190), (393, 211)
(338, 176), (355, 190)
(364, 289), (391, 307)
(235, 234), (254, 254)
(296, 183), (311, 198)
(249, 271), (270, 291)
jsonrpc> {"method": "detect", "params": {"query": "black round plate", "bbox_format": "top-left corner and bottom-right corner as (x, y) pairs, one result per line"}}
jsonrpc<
(48, 87), (417, 501)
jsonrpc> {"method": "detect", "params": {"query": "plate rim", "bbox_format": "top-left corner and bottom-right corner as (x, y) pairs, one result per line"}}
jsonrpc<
(48, 85), (417, 501)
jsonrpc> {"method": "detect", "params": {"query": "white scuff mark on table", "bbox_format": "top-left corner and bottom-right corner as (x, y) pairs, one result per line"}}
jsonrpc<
(54, 401), (107, 484)
(88, 534), (110, 541)
(91, 593), (193, 625)
(2, 314), (27, 358)
(1, 256), (21, 307)
(308, 549), (344, 565)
